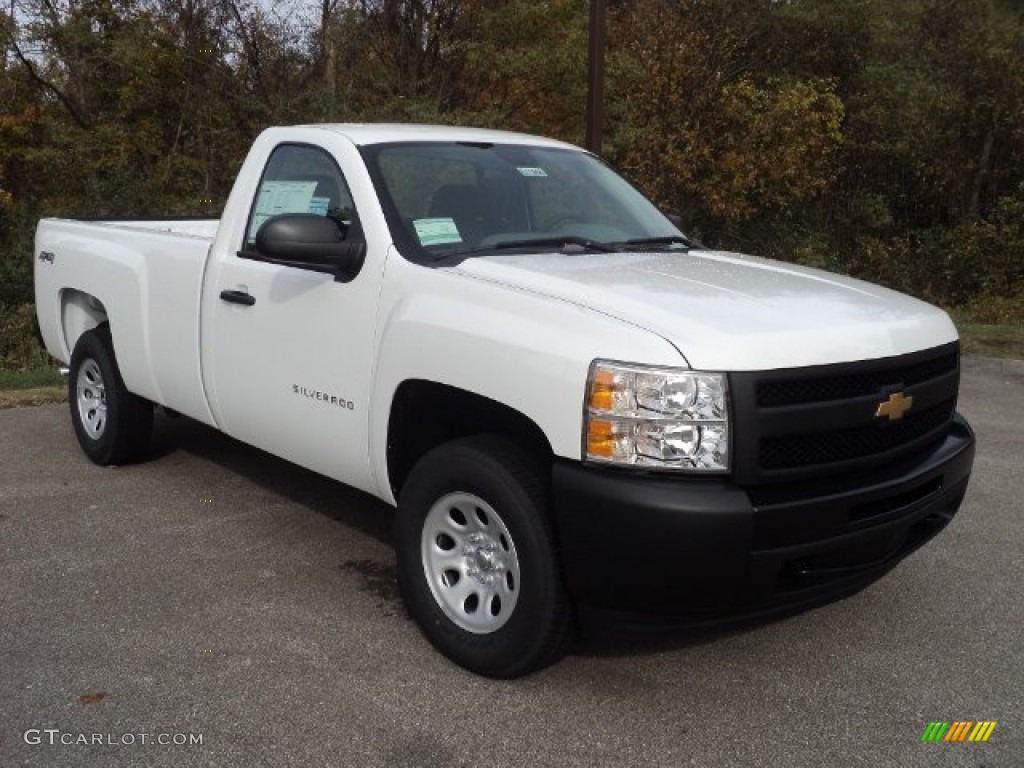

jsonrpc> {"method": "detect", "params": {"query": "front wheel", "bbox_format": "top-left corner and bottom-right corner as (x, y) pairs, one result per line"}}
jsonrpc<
(396, 436), (571, 678)
(69, 327), (153, 465)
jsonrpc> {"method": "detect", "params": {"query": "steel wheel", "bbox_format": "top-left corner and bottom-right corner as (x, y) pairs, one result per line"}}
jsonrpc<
(397, 435), (571, 677)
(69, 327), (153, 465)
(421, 491), (521, 634)
(76, 359), (108, 440)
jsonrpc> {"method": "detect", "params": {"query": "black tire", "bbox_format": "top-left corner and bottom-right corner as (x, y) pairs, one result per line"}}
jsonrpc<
(396, 435), (571, 678)
(69, 326), (153, 465)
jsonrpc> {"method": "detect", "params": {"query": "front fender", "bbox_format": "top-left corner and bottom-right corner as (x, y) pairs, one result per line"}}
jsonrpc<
(369, 257), (684, 502)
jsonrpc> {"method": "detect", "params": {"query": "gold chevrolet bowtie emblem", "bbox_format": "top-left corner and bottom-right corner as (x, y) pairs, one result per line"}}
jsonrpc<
(875, 391), (914, 421)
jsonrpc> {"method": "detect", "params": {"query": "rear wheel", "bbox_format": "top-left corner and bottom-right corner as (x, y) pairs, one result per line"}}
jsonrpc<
(69, 327), (153, 465)
(396, 435), (571, 678)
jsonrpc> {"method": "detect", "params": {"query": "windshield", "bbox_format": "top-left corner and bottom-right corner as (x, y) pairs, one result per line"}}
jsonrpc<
(361, 142), (687, 261)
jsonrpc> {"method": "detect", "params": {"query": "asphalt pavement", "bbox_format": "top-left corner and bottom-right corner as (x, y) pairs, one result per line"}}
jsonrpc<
(1, 357), (1021, 767)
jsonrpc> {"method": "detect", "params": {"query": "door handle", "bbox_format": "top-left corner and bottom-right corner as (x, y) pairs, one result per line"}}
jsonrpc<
(219, 289), (255, 306)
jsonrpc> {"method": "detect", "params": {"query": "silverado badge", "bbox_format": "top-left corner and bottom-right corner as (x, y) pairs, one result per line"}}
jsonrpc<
(875, 391), (914, 421)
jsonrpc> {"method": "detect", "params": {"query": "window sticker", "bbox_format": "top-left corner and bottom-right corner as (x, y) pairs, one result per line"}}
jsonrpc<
(308, 196), (330, 216)
(249, 180), (317, 240)
(516, 167), (549, 178)
(413, 218), (463, 246)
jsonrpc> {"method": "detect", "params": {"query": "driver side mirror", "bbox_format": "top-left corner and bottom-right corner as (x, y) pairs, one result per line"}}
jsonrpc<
(253, 214), (366, 282)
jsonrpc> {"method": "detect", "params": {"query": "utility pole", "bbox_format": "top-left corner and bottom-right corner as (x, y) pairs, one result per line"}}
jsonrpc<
(585, 0), (606, 155)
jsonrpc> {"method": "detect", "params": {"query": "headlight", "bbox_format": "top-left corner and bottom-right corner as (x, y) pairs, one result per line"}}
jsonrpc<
(584, 360), (729, 472)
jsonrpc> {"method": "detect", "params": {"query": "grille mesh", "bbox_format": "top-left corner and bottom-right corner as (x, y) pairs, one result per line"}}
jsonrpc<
(759, 399), (956, 470)
(757, 351), (958, 408)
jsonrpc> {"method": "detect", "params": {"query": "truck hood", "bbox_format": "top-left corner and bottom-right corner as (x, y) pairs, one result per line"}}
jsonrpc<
(451, 249), (958, 371)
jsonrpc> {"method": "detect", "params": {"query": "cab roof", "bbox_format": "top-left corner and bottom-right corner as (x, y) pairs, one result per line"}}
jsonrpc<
(294, 122), (579, 150)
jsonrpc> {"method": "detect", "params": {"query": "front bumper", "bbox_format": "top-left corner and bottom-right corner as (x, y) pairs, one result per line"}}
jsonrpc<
(551, 413), (975, 624)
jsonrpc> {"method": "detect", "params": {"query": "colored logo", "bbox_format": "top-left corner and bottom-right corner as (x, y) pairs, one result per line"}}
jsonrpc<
(920, 721), (997, 742)
(875, 391), (914, 421)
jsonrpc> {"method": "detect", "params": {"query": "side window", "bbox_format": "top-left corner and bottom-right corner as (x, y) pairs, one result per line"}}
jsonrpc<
(244, 144), (358, 250)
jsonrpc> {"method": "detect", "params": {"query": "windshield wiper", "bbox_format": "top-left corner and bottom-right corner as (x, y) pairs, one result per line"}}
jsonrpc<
(619, 235), (694, 249)
(486, 236), (619, 253)
(433, 235), (618, 262)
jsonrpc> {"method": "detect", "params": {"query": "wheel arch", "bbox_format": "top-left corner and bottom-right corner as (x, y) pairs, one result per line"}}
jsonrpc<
(59, 288), (109, 361)
(386, 380), (554, 500)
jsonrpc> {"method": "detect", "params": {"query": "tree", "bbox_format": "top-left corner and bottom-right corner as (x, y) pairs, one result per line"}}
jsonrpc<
(1, 0), (1023, 373)
(606, 1), (844, 242)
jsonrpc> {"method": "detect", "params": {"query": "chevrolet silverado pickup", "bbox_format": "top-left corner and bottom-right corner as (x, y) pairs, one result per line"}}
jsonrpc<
(34, 123), (976, 677)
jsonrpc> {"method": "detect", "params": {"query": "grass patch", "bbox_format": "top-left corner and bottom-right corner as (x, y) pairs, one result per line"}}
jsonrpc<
(0, 386), (66, 409)
(0, 366), (66, 390)
(0, 366), (66, 408)
(954, 321), (1024, 359)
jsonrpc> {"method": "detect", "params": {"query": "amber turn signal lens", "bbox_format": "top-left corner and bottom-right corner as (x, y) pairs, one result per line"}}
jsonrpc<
(589, 369), (617, 411)
(585, 419), (615, 457)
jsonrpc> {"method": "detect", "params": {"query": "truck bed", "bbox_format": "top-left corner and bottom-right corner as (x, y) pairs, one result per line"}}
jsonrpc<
(34, 217), (218, 426)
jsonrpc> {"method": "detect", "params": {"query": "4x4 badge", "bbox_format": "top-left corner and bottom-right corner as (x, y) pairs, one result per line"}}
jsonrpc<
(876, 391), (914, 421)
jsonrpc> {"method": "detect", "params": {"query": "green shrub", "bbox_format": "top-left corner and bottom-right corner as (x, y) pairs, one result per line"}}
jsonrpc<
(958, 285), (1024, 325)
(0, 303), (52, 370)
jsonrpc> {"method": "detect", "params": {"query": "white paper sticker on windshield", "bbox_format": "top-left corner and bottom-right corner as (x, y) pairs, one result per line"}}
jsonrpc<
(308, 196), (330, 216)
(413, 217), (463, 246)
(516, 167), (549, 177)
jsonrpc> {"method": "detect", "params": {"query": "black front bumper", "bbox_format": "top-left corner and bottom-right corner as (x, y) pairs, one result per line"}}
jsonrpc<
(551, 414), (975, 625)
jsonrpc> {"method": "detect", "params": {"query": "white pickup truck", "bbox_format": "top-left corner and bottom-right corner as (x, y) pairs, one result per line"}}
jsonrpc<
(35, 123), (975, 677)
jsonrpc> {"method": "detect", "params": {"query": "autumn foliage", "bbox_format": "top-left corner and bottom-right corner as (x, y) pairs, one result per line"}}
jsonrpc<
(2, 0), (1023, 367)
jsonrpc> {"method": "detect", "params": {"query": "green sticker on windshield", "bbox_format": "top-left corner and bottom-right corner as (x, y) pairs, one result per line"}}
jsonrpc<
(516, 167), (548, 178)
(413, 217), (463, 246)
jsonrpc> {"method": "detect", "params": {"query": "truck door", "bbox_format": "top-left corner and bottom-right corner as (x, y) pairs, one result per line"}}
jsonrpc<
(203, 141), (381, 494)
